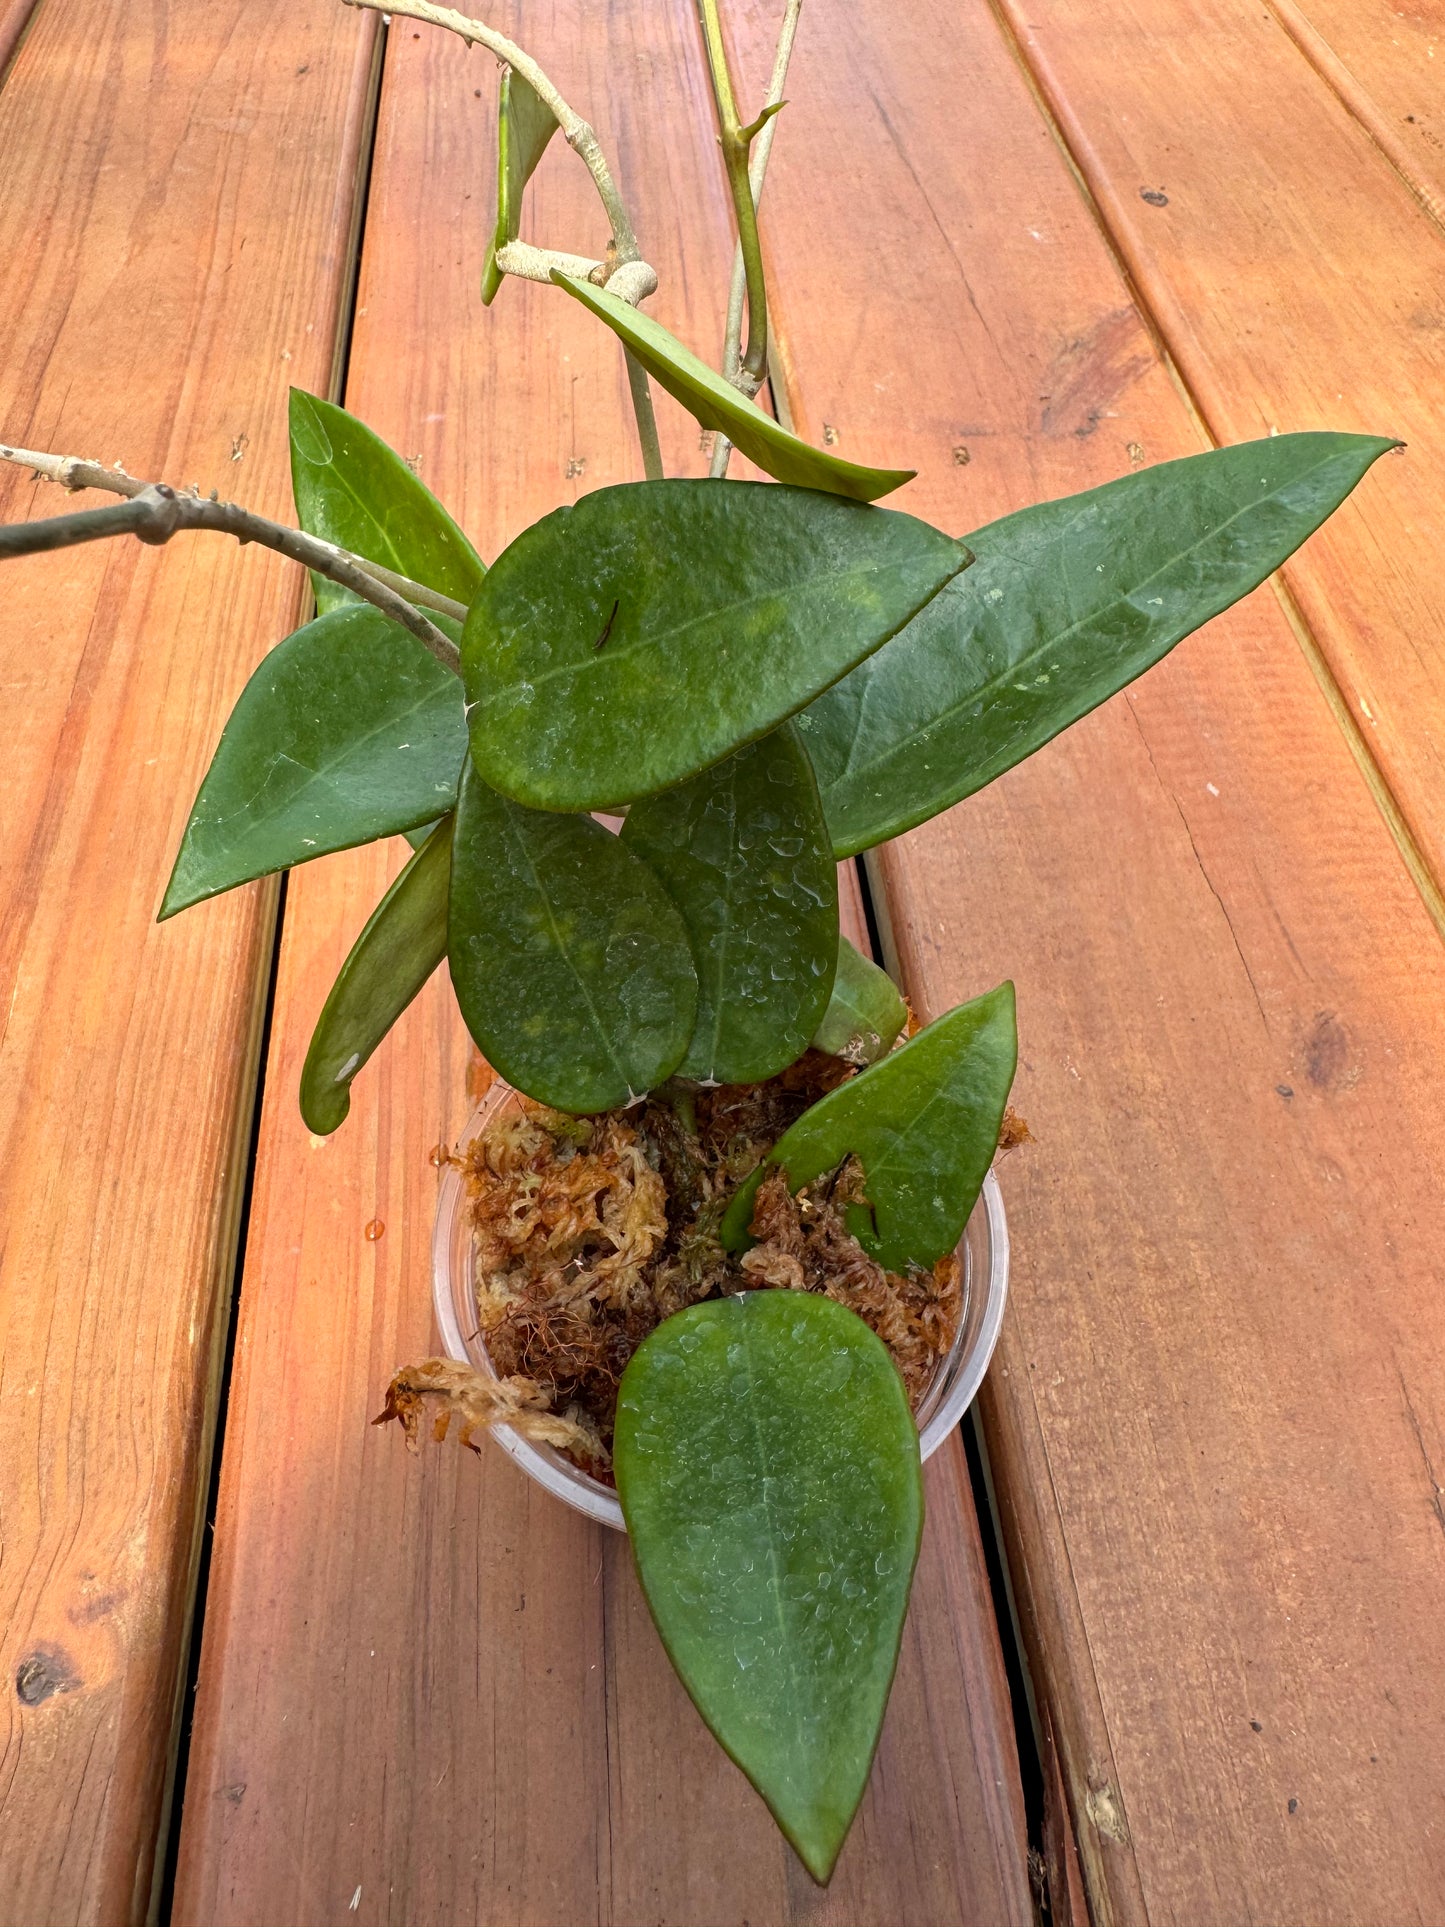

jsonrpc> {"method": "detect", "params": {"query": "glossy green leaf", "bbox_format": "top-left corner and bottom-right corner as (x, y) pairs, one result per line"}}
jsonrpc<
(159, 605), (467, 919)
(720, 983), (1017, 1272)
(447, 763), (698, 1112)
(554, 274), (914, 502)
(482, 67), (559, 304)
(464, 480), (967, 812)
(801, 433), (1396, 855)
(615, 1291), (923, 1885)
(810, 936), (908, 1066)
(620, 725), (837, 1083)
(299, 816), (453, 1135)
(289, 388), (486, 615)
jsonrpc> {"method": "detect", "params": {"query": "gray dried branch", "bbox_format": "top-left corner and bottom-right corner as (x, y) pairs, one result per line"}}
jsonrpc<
(0, 445), (463, 671)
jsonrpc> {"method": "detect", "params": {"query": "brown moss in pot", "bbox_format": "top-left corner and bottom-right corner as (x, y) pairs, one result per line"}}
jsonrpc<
(379, 1053), (975, 1478)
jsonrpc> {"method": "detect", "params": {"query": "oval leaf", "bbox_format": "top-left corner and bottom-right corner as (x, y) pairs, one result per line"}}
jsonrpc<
(300, 816), (453, 1135)
(801, 432), (1396, 855)
(464, 480), (967, 812)
(720, 983), (1017, 1272)
(289, 388), (486, 615)
(620, 725), (837, 1083)
(448, 763), (698, 1112)
(615, 1291), (923, 1884)
(482, 67), (559, 304)
(159, 605), (467, 919)
(554, 273), (914, 502)
(810, 936), (908, 1066)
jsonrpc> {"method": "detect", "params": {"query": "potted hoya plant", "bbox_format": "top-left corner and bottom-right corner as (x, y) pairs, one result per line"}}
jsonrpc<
(0, 0), (1391, 1884)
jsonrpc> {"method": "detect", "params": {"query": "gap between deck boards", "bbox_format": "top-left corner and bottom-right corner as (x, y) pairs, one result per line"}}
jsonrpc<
(146, 26), (389, 1923)
(0, 0), (43, 90)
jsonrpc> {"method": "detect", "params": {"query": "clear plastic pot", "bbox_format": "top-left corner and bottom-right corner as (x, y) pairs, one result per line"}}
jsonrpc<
(432, 1078), (1010, 1531)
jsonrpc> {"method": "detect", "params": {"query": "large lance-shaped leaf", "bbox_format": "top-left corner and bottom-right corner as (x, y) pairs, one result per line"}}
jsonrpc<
(300, 816), (453, 1135)
(810, 936), (908, 1066)
(615, 1291), (923, 1885)
(720, 983), (1017, 1273)
(620, 725), (837, 1083)
(801, 433), (1396, 855)
(464, 480), (967, 812)
(159, 606), (467, 919)
(448, 763), (698, 1112)
(289, 388), (486, 615)
(482, 68), (559, 304)
(554, 274), (914, 503)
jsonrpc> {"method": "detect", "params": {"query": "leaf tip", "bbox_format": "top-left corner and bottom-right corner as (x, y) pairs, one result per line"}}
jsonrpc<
(789, 1820), (848, 1887)
(155, 870), (196, 923)
(299, 1084), (347, 1136)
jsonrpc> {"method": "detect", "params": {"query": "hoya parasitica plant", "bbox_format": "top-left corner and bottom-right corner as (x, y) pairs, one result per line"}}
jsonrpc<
(0, 0), (1394, 1885)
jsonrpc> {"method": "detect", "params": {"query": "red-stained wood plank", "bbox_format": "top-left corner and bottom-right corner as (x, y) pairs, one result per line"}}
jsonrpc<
(991, 0), (1445, 930)
(0, 3), (378, 1922)
(722, 0), (1445, 1919)
(1266, 0), (1445, 229)
(172, 5), (1031, 1923)
(0, 0), (37, 79)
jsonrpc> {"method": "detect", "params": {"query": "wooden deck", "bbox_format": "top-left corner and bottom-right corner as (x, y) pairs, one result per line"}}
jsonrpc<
(1, 1), (1442, 1922)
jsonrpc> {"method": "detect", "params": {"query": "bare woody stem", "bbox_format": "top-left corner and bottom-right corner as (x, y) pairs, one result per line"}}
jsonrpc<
(0, 446), (463, 672)
(696, 0), (774, 392)
(710, 0), (801, 480)
(345, 0), (640, 263)
(342, 0), (665, 481)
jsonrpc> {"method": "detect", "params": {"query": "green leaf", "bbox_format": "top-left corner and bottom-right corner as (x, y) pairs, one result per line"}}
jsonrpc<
(482, 68), (559, 304)
(447, 762), (698, 1111)
(720, 983), (1017, 1272)
(810, 936), (907, 1066)
(159, 605), (467, 919)
(299, 816), (453, 1135)
(620, 725), (838, 1083)
(801, 433), (1396, 855)
(464, 480), (967, 813)
(615, 1290), (923, 1885)
(289, 388), (486, 615)
(553, 274), (914, 503)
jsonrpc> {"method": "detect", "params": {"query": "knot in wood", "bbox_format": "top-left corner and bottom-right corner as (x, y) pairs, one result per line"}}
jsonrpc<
(15, 1646), (81, 1705)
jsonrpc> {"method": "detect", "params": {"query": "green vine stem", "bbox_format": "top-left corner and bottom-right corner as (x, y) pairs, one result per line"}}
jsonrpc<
(695, 0), (773, 392)
(710, 0), (802, 479)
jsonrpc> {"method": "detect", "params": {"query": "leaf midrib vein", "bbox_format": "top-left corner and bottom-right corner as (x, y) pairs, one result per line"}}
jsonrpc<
(737, 1305), (804, 1756)
(208, 679), (458, 840)
(485, 552), (955, 701)
(503, 806), (632, 1096)
(834, 450), (1349, 791)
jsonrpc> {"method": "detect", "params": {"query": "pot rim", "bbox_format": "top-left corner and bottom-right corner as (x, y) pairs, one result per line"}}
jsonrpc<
(432, 1079), (1010, 1531)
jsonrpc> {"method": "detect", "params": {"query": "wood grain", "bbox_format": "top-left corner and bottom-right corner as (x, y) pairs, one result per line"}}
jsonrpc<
(0, 3), (378, 1923)
(172, 5), (1031, 1923)
(991, 0), (1445, 927)
(721, 0), (1445, 1919)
